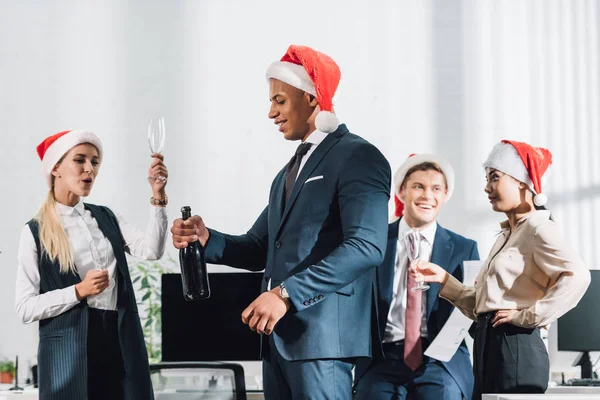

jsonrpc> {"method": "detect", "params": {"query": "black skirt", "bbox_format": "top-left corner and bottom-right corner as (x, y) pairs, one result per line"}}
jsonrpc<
(472, 312), (549, 400)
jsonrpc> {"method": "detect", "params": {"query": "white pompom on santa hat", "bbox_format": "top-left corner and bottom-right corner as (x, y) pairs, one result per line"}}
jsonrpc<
(392, 153), (456, 221)
(482, 140), (553, 207)
(37, 130), (103, 187)
(265, 45), (341, 133)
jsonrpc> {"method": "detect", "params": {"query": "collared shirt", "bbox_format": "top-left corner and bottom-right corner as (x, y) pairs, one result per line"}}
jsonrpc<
(383, 218), (437, 343)
(296, 129), (328, 180)
(16, 202), (168, 322)
(440, 210), (591, 328)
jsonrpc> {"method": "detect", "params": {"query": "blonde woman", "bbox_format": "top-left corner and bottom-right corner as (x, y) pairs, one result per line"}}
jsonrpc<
(15, 130), (169, 400)
(413, 140), (591, 400)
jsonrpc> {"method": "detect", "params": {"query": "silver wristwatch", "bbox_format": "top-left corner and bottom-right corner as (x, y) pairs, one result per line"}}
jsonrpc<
(279, 282), (290, 300)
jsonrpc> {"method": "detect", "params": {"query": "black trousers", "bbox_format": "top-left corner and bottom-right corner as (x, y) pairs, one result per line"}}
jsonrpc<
(472, 312), (549, 400)
(87, 308), (126, 400)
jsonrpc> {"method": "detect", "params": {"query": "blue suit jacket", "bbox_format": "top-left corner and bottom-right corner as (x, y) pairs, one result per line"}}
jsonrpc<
(205, 124), (391, 361)
(355, 219), (479, 399)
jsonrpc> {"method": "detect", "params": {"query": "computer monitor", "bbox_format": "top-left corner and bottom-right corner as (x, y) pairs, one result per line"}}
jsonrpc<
(558, 269), (600, 378)
(161, 272), (263, 362)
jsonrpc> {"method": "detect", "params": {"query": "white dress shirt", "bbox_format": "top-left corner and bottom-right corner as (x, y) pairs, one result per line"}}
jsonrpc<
(16, 201), (168, 323)
(296, 129), (328, 179)
(383, 219), (437, 343)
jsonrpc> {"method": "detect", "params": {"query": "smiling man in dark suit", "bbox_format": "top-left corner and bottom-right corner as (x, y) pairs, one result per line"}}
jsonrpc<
(171, 45), (391, 399)
(354, 154), (479, 400)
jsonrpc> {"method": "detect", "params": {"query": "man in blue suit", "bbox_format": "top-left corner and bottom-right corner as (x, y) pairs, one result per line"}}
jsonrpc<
(354, 154), (479, 400)
(171, 45), (391, 399)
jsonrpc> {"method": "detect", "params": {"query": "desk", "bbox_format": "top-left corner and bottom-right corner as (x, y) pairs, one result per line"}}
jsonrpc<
(0, 392), (38, 400)
(0, 390), (265, 400)
(483, 396), (600, 400)
(482, 387), (600, 399)
(546, 386), (600, 395)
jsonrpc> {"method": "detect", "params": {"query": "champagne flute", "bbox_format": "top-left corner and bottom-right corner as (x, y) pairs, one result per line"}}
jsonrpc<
(90, 237), (115, 291)
(148, 116), (167, 182)
(404, 228), (430, 292)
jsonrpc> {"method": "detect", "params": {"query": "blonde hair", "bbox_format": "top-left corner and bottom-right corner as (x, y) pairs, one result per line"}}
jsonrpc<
(34, 182), (76, 275)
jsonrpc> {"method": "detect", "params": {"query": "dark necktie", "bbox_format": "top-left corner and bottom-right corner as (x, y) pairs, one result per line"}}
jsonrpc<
(284, 142), (312, 204)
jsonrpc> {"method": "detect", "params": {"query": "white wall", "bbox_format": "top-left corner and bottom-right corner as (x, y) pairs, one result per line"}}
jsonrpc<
(1, 0), (598, 384)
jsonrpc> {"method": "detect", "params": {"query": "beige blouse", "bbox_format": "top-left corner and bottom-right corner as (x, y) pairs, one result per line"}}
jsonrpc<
(440, 210), (591, 328)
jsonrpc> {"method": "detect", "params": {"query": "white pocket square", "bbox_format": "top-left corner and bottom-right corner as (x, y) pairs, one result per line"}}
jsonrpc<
(305, 175), (324, 184)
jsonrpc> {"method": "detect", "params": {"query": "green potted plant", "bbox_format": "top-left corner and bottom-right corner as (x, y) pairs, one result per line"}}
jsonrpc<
(0, 360), (15, 384)
(128, 254), (177, 363)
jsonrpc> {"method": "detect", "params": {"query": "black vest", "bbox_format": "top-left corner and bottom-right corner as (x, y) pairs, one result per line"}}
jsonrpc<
(28, 203), (154, 400)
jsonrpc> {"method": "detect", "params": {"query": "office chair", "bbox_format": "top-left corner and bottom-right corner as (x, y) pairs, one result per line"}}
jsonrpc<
(150, 361), (247, 400)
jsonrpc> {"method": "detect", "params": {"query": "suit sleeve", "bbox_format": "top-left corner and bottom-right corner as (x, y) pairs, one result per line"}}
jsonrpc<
(203, 206), (269, 272)
(440, 240), (479, 320)
(284, 143), (391, 312)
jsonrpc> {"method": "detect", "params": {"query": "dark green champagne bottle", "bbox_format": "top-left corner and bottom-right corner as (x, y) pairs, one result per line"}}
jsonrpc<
(179, 206), (210, 300)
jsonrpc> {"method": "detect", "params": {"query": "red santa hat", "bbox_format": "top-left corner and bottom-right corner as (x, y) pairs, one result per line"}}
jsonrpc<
(393, 154), (455, 218)
(482, 140), (552, 207)
(266, 45), (341, 133)
(36, 130), (103, 187)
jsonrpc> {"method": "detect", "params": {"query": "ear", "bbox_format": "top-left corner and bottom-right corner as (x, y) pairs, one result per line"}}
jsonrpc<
(51, 164), (61, 178)
(398, 185), (407, 203)
(306, 93), (318, 108)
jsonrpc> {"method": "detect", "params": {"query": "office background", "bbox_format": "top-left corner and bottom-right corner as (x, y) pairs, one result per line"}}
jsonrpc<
(0, 0), (598, 384)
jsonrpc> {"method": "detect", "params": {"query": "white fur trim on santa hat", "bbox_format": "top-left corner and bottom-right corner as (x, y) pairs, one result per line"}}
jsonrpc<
(482, 142), (535, 192)
(315, 111), (339, 133)
(393, 154), (455, 202)
(42, 130), (103, 187)
(266, 61), (316, 96)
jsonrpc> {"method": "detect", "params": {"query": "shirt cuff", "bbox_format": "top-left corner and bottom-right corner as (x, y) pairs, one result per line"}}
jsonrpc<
(66, 285), (80, 304)
(439, 274), (464, 302)
(511, 309), (535, 328)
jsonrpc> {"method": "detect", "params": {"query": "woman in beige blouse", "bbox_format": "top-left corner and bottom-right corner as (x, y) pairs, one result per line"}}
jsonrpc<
(413, 140), (591, 400)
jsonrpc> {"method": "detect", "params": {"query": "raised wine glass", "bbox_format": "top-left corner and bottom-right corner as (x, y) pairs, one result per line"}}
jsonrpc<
(148, 116), (167, 182)
(404, 228), (430, 292)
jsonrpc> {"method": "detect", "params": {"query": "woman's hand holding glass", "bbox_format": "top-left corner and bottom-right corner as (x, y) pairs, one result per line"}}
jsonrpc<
(410, 260), (448, 286)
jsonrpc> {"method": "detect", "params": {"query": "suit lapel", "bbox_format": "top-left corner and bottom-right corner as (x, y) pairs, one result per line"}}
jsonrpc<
(272, 169), (286, 219)
(379, 220), (400, 333)
(275, 125), (347, 237)
(267, 169), (286, 243)
(427, 225), (454, 317)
